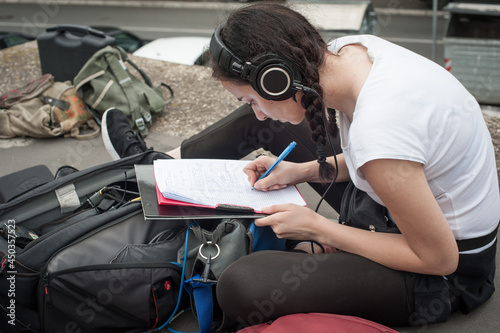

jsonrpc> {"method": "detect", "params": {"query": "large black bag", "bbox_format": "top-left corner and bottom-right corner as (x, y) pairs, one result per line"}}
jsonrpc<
(0, 151), (188, 332)
(0, 152), (283, 332)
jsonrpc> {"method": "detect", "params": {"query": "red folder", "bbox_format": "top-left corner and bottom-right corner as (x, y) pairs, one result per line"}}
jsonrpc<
(156, 183), (260, 213)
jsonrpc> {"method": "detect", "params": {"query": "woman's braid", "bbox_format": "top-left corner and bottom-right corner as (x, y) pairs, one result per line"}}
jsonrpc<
(297, 47), (337, 182)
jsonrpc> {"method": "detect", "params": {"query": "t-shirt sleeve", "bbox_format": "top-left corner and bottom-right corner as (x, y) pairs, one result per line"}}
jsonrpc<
(348, 96), (430, 178)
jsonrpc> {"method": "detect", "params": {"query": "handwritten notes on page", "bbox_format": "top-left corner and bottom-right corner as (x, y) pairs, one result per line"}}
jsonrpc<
(153, 159), (306, 213)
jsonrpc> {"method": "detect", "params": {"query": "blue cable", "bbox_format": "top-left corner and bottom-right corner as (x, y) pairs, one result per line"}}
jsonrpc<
(157, 223), (200, 333)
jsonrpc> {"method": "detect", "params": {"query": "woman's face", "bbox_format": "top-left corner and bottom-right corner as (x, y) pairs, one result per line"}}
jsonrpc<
(221, 80), (306, 124)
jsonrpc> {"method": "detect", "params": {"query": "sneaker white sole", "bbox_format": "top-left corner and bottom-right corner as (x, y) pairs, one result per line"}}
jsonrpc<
(101, 108), (122, 161)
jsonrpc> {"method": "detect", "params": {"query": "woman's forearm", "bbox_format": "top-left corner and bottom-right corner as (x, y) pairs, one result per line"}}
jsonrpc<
(298, 153), (349, 183)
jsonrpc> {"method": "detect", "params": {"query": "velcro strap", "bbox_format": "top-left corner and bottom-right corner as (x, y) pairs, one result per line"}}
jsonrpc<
(55, 184), (80, 214)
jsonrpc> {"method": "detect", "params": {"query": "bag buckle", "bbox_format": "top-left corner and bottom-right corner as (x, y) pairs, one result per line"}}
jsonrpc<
(135, 118), (146, 132)
(41, 96), (71, 111)
(193, 254), (217, 284)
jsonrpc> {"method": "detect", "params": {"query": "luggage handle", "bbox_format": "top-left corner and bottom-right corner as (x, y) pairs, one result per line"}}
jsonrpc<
(46, 25), (107, 39)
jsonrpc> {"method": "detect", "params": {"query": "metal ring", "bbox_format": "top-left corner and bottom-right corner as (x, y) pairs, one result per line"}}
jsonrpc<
(198, 241), (220, 260)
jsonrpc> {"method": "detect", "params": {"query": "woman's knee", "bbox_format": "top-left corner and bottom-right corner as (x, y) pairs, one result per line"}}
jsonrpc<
(216, 251), (296, 323)
(216, 250), (333, 325)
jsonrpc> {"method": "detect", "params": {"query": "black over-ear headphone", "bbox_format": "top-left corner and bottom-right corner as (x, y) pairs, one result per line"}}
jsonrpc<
(210, 24), (306, 101)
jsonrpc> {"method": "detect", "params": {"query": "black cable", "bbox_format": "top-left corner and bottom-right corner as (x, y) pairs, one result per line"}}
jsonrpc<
(315, 179), (336, 213)
(115, 171), (129, 208)
(106, 185), (140, 196)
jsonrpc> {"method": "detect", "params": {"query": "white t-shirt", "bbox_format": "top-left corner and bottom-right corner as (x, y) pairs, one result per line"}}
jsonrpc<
(329, 35), (500, 245)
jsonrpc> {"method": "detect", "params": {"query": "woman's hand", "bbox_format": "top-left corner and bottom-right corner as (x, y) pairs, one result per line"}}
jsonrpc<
(255, 203), (327, 241)
(243, 156), (301, 191)
(243, 154), (350, 190)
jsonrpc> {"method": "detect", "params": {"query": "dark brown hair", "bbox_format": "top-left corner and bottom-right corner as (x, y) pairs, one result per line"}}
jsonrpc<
(211, 3), (338, 181)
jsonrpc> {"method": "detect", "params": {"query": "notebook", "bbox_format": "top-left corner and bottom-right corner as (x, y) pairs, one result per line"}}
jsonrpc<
(153, 159), (307, 213)
(135, 164), (264, 220)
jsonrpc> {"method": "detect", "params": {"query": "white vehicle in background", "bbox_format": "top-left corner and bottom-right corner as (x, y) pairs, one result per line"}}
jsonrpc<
(133, 36), (211, 66)
(289, 0), (377, 41)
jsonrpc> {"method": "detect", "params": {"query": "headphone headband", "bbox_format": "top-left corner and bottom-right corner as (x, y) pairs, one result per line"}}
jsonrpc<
(210, 24), (245, 76)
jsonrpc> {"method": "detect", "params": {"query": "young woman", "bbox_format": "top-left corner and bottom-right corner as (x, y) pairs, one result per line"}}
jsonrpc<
(102, 2), (498, 328)
(205, 2), (500, 328)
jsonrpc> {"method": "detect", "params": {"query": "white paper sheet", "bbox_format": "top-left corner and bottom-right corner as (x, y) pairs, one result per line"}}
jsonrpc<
(153, 159), (306, 212)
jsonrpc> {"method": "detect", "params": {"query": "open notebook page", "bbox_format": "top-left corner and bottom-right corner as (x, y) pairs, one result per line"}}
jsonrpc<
(153, 159), (306, 212)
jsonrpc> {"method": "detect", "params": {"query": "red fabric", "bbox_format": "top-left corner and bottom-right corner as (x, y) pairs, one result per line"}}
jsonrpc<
(0, 74), (53, 108)
(237, 313), (399, 333)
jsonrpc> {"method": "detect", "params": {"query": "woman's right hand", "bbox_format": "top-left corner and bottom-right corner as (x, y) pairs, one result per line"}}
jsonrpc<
(243, 155), (300, 191)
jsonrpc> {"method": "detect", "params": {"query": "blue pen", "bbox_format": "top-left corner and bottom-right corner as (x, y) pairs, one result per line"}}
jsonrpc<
(253, 141), (296, 189)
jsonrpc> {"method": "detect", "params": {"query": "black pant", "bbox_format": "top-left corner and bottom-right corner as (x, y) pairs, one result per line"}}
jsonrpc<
(180, 104), (347, 213)
(216, 251), (416, 328)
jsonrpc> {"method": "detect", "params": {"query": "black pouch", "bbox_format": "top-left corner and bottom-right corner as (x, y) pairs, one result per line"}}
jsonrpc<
(407, 273), (452, 326)
(447, 239), (497, 313)
(338, 180), (400, 233)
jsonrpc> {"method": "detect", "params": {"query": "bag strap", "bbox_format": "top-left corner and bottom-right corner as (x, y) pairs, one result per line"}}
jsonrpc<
(160, 82), (175, 105)
(123, 48), (174, 106)
(184, 270), (216, 333)
(158, 223), (218, 333)
(74, 70), (106, 93)
(40, 95), (70, 111)
(154, 223), (202, 333)
(65, 119), (100, 140)
(104, 49), (152, 135)
(125, 54), (153, 87)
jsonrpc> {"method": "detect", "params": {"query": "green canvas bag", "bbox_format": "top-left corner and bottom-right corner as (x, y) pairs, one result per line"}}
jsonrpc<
(73, 45), (173, 136)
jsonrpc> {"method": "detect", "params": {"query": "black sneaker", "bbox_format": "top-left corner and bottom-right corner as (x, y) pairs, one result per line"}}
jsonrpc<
(101, 108), (151, 160)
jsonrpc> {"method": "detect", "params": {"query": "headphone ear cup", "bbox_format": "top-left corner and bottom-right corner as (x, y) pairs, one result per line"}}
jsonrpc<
(250, 55), (298, 101)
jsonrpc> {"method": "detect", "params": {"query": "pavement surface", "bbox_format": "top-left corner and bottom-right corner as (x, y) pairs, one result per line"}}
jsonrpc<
(0, 1), (499, 333)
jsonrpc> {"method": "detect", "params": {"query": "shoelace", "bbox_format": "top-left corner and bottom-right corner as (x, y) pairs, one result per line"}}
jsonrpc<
(123, 129), (147, 154)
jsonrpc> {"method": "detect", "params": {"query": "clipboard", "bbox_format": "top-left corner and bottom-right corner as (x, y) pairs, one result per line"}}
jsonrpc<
(135, 165), (265, 221)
